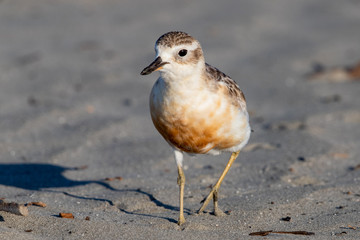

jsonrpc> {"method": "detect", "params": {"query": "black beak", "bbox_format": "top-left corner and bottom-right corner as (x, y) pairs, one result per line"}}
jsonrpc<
(140, 56), (168, 75)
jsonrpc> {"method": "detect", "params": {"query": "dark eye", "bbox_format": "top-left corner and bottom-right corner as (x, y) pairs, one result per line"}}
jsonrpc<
(178, 49), (187, 57)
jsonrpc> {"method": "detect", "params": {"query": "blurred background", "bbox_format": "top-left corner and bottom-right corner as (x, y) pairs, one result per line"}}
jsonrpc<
(0, 0), (359, 165)
(0, 0), (359, 238)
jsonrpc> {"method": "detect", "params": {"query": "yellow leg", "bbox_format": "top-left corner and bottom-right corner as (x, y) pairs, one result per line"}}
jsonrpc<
(198, 151), (240, 215)
(177, 165), (186, 225)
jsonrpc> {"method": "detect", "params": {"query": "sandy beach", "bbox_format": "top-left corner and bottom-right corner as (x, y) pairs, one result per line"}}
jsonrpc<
(0, 0), (359, 239)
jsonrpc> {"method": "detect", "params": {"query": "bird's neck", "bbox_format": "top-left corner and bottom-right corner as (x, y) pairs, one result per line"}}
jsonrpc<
(160, 62), (207, 90)
(161, 71), (206, 93)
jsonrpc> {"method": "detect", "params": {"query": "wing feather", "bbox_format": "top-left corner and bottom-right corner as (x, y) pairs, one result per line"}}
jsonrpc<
(205, 63), (247, 111)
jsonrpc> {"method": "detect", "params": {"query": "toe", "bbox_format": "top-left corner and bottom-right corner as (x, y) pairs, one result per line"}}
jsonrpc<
(214, 208), (226, 217)
(177, 216), (186, 225)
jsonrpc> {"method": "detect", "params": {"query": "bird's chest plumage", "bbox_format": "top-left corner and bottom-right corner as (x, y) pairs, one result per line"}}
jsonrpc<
(149, 77), (247, 154)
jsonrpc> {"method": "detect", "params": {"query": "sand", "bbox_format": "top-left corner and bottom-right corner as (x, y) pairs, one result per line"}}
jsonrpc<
(0, 0), (359, 239)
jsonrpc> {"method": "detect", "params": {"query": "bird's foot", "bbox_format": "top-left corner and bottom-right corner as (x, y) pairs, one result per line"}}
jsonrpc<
(213, 207), (226, 217)
(177, 215), (186, 225)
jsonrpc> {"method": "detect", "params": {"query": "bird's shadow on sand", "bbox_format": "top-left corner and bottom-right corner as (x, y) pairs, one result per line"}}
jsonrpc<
(0, 163), (186, 223)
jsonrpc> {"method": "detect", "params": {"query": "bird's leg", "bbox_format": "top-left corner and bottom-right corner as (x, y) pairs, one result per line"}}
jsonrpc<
(212, 187), (226, 216)
(198, 150), (240, 215)
(174, 150), (186, 225)
(177, 165), (186, 225)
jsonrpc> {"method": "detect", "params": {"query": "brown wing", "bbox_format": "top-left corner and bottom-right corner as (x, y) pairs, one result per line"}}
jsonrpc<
(205, 63), (247, 111)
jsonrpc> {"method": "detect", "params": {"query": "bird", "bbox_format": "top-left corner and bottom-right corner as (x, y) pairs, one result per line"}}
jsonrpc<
(140, 31), (251, 225)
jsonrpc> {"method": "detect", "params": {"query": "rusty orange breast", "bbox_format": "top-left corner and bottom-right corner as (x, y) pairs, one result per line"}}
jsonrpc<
(150, 91), (244, 154)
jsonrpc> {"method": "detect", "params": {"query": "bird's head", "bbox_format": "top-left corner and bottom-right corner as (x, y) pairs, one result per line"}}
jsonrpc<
(141, 31), (205, 79)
